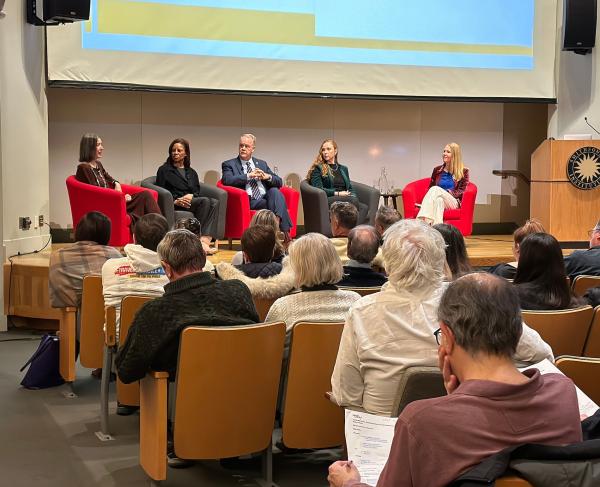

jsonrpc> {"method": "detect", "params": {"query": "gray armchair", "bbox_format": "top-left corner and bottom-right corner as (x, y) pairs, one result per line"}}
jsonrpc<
(300, 180), (380, 237)
(141, 176), (228, 239)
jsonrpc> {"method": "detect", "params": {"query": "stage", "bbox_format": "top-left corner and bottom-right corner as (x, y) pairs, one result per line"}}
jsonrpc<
(3, 237), (580, 326)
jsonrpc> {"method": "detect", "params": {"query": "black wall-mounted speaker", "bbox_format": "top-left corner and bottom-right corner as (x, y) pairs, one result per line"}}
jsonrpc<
(27, 0), (90, 25)
(563, 0), (597, 54)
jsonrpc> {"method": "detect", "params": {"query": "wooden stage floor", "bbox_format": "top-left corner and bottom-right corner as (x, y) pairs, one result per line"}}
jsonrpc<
(3, 236), (580, 325)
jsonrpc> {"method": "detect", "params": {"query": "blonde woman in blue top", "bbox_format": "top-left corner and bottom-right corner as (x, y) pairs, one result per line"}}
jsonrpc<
(306, 138), (367, 222)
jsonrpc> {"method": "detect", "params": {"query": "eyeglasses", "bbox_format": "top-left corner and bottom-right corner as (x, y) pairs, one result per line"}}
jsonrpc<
(433, 328), (442, 345)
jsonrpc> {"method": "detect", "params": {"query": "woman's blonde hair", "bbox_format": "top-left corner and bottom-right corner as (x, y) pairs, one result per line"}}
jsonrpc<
(249, 209), (284, 259)
(305, 138), (338, 180)
(446, 142), (466, 181)
(288, 233), (343, 287)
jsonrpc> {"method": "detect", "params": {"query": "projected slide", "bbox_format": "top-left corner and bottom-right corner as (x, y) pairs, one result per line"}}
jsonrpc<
(82, 0), (534, 70)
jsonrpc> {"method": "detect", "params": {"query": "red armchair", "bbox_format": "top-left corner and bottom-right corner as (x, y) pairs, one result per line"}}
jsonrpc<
(402, 178), (477, 236)
(66, 176), (158, 246)
(216, 180), (299, 240)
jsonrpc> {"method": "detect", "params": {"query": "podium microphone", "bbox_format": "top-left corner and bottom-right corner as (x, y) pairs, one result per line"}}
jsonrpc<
(584, 117), (600, 135)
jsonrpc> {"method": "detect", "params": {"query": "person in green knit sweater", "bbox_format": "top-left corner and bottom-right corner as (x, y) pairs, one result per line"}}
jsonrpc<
(306, 138), (368, 223)
(115, 229), (259, 384)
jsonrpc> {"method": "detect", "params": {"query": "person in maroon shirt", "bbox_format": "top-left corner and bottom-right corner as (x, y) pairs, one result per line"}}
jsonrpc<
(328, 273), (582, 487)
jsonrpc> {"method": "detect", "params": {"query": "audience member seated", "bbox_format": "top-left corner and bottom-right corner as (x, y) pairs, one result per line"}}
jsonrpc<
(338, 225), (387, 288)
(330, 201), (358, 264)
(330, 220), (553, 416)
(235, 225), (283, 278)
(173, 217), (215, 273)
(489, 218), (545, 279)
(115, 229), (258, 385)
(102, 213), (170, 340)
(50, 211), (122, 310)
(374, 206), (401, 239)
(231, 209), (285, 265)
(75, 133), (161, 226)
(328, 273), (582, 487)
(514, 233), (584, 310)
(265, 233), (360, 344)
(216, 257), (296, 301)
(433, 223), (472, 280)
(564, 219), (600, 280)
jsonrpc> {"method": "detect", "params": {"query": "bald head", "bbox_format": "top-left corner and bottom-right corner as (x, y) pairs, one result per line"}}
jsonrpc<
(347, 225), (380, 264)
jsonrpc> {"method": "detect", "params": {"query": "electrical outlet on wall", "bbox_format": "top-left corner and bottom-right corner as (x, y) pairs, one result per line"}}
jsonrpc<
(39, 215), (44, 227)
(19, 217), (31, 230)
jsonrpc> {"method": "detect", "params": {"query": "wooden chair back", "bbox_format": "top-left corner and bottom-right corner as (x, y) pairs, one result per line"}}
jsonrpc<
(58, 307), (77, 382)
(521, 306), (594, 357)
(173, 322), (285, 459)
(391, 366), (447, 416)
(584, 306), (600, 357)
(572, 275), (600, 297)
(556, 356), (600, 405)
(253, 296), (277, 321)
(79, 275), (105, 369)
(116, 296), (153, 407)
(338, 286), (381, 297)
(281, 322), (345, 449)
(496, 476), (533, 487)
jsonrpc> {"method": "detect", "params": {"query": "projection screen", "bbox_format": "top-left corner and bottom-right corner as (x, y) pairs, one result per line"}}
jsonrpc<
(47, 0), (558, 100)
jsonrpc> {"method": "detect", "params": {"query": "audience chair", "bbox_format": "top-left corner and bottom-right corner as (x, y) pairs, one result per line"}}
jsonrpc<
(80, 275), (106, 371)
(58, 307), (77, 383)
(401, 178), (477, 236)
(300, 180), (380, 237)
(391, 366), (447, 417)
(521, 306), (594, 357)
(139, 322), (286, 484)
(572, 275), (600, 297)
(281, 322), (345, 449)
(141, 176), (227, 238)
(338, 286), (381, 297)
(555, 356), (600, 405)
(66, 175), (158, 247)
(217, 180), (299, 243)
(495, 477), (534, 487)
(253, 296), (277, 322)
(100, 296), (153, 439)
(584, 306), (600, 357)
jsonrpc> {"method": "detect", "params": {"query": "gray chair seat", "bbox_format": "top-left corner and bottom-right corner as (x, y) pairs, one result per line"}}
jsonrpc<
(300, 180), (380, 237)
(141, 176), (227, 239)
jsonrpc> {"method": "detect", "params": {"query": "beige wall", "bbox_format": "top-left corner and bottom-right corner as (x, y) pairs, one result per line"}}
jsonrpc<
(0, 2), (50, 330)
(49, 88), (547, 229)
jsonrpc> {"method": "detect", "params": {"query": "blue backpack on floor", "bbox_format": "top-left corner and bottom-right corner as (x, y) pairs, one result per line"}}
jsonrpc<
(20, 334), (65, 389)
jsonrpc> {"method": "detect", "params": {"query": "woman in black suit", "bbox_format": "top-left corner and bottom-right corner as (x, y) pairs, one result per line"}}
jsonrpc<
(156, 138), (218, 253)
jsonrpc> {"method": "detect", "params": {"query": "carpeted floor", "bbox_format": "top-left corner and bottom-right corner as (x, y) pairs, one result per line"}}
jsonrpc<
(0, 329), (339, 487)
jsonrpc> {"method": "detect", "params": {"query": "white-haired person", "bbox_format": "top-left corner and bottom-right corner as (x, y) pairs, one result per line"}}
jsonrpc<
(417, 142), (470, 225)
(330, 219), (554, 416)
(265, 233), (361, 343)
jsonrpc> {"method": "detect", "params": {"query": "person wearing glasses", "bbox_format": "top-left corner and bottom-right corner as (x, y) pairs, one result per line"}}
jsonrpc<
(328, 273), (581, 487)
(564, 219), (600, 280)
(329, 219), (553, 417)
(221, 134), (293, 242)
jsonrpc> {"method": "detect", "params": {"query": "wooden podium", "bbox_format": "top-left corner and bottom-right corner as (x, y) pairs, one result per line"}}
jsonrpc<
(531, 139), (600, 242)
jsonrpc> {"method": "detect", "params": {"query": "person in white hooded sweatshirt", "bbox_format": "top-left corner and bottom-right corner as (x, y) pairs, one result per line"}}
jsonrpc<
(102, 213), (170, 341)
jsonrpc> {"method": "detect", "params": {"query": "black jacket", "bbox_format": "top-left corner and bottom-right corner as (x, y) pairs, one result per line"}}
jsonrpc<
(235, 261), (282, 279)
(564, 246), (600, 280)
(338, 265), (387, 288)
(156, 162), (203, 200)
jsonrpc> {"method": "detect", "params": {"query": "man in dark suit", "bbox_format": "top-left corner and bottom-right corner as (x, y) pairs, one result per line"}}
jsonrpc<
(221, 134), (292, 239)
